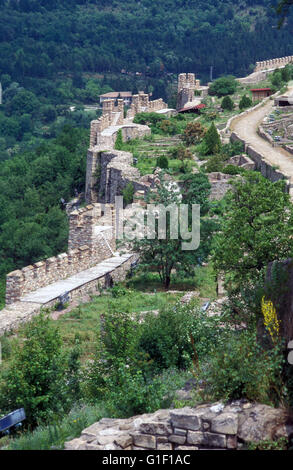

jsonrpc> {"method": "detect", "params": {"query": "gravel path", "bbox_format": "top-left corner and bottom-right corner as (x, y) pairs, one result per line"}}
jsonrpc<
(231, 88), (293, 189)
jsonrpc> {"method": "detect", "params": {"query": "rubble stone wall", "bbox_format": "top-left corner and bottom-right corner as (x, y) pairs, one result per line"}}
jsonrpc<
(65, 402), (291, 451)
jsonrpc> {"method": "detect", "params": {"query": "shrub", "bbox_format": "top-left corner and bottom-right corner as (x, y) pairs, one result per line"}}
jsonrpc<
(114, 129), (123, 150)
(0, 314), (80, 428)
(122, 182), (134, 206)
(169, 144), (192, 161)
(222, 164), (240, 175)
(239, 95), (252, 110)
(156, 154), (169, 169)
(182, 122), (206, 145)
(221, 95), (234, 111)
(139, 303), (223, 372)
(202, 122), (221, 155)
(205, 154), (225, 173)
(209, 76), (237, 97)
(200, 331), (284, 405)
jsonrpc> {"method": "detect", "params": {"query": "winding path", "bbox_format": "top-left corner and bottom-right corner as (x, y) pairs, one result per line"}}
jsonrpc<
(230, 87), (293, 192)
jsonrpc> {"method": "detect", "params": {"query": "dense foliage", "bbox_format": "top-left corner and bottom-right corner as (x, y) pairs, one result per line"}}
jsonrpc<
(0, 125), (87, 276)
(0, 0), (292, 85)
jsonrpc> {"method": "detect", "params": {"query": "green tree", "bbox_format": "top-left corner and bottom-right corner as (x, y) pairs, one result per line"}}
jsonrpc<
(130, 174), (213, 288)
(203, 122), (222, 155)
(209, 76), (237, 97)
(182, 121), (206, 145)
(239, 95), (252, 110)
(0, 315), (78, 427)
(212, 172), (293, 288)
(221, 95), (234, 111)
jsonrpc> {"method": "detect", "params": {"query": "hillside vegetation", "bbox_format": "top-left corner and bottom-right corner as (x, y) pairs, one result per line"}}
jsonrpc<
(1, 0), (292, 83)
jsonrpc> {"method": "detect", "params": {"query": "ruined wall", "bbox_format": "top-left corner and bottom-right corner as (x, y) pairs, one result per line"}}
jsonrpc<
(65, 402), (290, 451)
(5, 204), (116, 304)
(254, 55), (293, 72)
(91, 150), (151, 204)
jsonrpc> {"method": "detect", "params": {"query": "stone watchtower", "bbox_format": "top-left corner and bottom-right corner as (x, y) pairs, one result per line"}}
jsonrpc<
(176, 73), (200, 110)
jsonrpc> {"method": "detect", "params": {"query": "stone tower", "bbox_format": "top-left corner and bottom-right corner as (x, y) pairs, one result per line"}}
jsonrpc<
(176, 73), (200, 110)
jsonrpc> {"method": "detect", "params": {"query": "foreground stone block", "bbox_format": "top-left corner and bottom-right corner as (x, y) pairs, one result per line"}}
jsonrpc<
(132, 433), (156, 449)
(114, 434), (133, 449)
(169, 434), (186, 445)
(139, 422), (172, 436)
(170, 408), (201, 431)
(187, 431), (208, 446)
(211, 413), (238, 435)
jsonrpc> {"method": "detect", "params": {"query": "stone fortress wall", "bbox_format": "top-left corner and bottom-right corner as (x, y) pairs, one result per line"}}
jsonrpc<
(254, 55), (293, 72)
(239, 55), (293, 84)
(6, 204), (117, 305)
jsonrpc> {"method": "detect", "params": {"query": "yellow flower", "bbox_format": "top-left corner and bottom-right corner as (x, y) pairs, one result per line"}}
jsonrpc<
(261, 296), (280, 343)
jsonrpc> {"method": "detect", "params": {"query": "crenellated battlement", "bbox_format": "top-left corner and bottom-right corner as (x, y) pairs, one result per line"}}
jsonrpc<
(254, 55), (293, 72)
(5, 204), (116, 305)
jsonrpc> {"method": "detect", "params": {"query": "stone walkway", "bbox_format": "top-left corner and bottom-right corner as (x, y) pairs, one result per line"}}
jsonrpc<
(0, 252), (133, 336)
(20, 253), (132, 304)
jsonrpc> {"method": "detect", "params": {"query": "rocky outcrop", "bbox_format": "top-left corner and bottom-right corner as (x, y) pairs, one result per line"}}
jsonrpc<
(65, 402), (291, 451)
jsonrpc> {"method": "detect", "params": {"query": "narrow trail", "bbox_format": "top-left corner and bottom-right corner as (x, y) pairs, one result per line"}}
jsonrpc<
(230, 86), (293, 189)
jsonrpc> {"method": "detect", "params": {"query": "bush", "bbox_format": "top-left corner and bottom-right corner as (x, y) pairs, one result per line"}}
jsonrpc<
(169, 145), (192, 161)
(114, 129), (123, 150)
(239, 95), (252, 110)
(209, 76), (237, 97)
(221, 96), (234, 111)
(122, 182), (134, 206)
(139, 303), (223, 372)
(205, 154), (225, 173)
(0, 314), (80, 428)
(222, 164), (241, 175)
(156, 154), (169, 169)
(181, 122), (206, 145)
(200, 331), (284, 405)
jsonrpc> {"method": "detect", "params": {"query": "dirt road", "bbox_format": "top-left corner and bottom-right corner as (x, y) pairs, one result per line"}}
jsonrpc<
(231, 90), (293, 189)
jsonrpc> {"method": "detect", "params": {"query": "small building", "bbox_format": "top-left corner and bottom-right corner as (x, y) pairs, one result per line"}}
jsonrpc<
(100, 91), (133, 106)
(250, 88), (272, 102)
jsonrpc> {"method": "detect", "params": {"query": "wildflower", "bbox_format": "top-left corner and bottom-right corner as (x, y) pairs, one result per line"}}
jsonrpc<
(261, 296), (280, 343)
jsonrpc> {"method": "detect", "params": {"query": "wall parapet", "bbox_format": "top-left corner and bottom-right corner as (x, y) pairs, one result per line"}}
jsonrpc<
(5, 203), (117, 305)
(255, 55), (293, 72)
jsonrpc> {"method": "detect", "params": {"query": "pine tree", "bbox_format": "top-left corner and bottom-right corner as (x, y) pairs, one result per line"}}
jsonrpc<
(239, 95), (252, 110)
(203, 122), (222, 155)
(221, 95), (234, 111)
